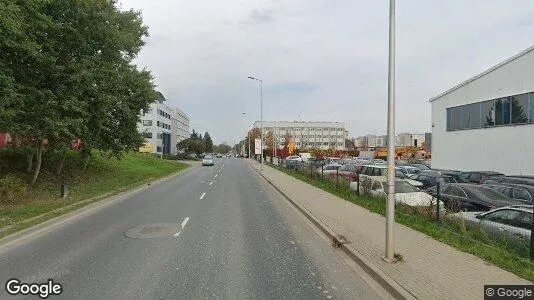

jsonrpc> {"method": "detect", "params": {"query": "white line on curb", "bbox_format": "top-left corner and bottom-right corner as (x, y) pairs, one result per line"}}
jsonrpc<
(200, 192), (206, 200)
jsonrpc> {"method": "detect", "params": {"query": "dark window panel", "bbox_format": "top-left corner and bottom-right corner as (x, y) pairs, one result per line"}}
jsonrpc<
(511, 94), (528, 124)
(502, 97), (511, 125)
(529, 93), (534, 123)
(469, 102), (481, 128)
(482, 100), (495, 127)
(460, 104), (470, 129)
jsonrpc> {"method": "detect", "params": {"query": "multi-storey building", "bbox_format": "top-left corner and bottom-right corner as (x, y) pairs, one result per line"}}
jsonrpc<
(138, 92), (190, 155)
(253, 121), (346, 150)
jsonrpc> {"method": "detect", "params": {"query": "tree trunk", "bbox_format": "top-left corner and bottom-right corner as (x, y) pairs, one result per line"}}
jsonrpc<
(26, 151), (34, 173)
(83, 155), (90, 171)
(56, 150), (67, 176)
(30, 145), (43, 186)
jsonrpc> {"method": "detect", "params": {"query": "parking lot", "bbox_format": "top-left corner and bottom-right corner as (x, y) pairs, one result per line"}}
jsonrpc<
(262, 154), (533, 263)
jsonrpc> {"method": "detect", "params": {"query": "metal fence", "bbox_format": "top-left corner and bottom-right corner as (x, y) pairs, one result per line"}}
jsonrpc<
(266, 156), (534, 261)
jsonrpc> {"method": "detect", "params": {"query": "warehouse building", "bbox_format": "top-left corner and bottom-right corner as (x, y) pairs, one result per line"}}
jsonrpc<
(430, 45), (534, 175)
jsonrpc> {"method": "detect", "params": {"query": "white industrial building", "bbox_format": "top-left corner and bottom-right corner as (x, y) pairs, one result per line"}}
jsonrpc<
(430, 45), (534, 175)
(138, 92), (190, 155)
(395, 133), (426, 147)
(254, 121), (347, 150)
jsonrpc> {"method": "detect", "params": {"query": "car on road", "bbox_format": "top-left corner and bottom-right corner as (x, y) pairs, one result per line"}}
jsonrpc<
(459, 171), (504, 184)
(202, 155), (215, 166)
(449, 205), (532, 242)
(350, 176), (444, 208)
(427, 183), (522, 212)
(407, 163), (431, 171)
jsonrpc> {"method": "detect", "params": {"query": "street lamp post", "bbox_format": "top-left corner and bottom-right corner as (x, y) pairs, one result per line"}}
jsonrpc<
(248, 76), (263, 170)
(242, 112), (246, 157)
(385, 0), (396, 262)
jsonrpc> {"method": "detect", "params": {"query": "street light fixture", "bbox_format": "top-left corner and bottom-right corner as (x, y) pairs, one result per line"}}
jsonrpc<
(248, 76), (263, 170)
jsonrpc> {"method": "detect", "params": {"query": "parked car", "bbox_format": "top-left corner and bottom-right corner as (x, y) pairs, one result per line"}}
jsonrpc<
(408, 171), (457, 189)
(315, 163), (342, 175)
(336, 164), (363, 181)
(480, 175), (534, 186)
(449, 205), (532, 242)
(459, 171), (504, 184)
(359, 165), (423, 187)
(350, 176), (444, 208)
(430, 170), (471, 183)
(407, 163), (431, 171)
(482, 184), (534, 204)
(202, 155), (215, 166)
(428, 183), (522, 212)
(397, 165), (422, 176)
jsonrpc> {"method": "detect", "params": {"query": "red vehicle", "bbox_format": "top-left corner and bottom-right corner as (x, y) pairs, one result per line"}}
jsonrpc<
(336, 164), (364, 181)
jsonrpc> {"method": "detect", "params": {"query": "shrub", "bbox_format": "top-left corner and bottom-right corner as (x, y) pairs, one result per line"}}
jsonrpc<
(0, 174), (28, 204)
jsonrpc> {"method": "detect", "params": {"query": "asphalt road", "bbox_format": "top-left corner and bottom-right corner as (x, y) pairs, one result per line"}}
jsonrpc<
(0, 158), (389, 299)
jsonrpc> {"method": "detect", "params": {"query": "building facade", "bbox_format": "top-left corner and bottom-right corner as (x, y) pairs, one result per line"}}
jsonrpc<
(253, 121), (346, 150)
(138, 92), (190, 155)
(430, 45), (534, 175)
(395, 133), (426, 147)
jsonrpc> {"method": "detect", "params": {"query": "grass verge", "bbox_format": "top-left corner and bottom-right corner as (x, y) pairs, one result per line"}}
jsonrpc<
(272, 163), (534, 281)
(0, 150), (189, 239)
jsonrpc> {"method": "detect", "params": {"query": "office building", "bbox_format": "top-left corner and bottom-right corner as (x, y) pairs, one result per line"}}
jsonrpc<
(253, 121), (346, 150)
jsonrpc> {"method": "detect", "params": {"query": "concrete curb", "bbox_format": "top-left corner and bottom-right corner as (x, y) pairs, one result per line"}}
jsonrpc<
(249, 162), (415, 300)
(0, 165), (197, 249)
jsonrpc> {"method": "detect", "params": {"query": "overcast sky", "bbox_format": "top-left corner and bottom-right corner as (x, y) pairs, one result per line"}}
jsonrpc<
(120, 0), (534, 145)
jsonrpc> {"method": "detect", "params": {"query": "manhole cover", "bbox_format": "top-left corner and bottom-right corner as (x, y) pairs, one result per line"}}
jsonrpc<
(124, 223), (181, 239)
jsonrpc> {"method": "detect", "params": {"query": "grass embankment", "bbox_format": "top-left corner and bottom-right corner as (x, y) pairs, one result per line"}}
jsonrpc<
(273, 163), (534, 281)
(0, 150), (189, 239)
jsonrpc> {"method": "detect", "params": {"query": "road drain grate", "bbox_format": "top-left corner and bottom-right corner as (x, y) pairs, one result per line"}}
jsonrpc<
(332, 235), (349, 248)
(124, 223), (181, 239)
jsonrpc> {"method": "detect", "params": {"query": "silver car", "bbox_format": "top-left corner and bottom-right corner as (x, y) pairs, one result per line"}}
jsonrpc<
(450, 205), (532, 241)
(202, 155), (215, 166)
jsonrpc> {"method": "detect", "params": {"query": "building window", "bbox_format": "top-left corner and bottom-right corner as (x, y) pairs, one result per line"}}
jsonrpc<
(157, 133), (162, 139)
(142, 132), (152, 138)
(142, 120), (152, 126)
(157, 121), (160, 127)
(469, 102), (481, 129)
(157, 146), (162, 152)
(446, 91), (534, 131)
(512, 94), (528, 124)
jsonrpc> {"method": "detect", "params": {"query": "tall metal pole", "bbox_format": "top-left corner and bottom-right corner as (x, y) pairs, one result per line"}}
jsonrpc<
(242, 112), (246, 157)
(260, 79), (264, 170)
(385, 0), (396, 262)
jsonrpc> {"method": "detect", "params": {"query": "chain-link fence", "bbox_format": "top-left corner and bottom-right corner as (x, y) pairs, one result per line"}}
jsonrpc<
(266, 156), (533, 262)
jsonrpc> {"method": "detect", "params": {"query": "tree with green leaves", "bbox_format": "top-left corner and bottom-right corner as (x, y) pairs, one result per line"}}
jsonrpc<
(203, 132), (213, 153)
(214, 144), (231, 154)
(0, 0), (157, 184)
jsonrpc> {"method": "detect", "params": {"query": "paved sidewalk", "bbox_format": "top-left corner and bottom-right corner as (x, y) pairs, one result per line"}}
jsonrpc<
(247, 160), (531, 300)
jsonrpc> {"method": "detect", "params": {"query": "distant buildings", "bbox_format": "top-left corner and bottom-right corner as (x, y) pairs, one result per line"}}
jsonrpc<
(138, 92), (190, 155)
(254, 121), (347, 151)
(353, 133), (428, 149)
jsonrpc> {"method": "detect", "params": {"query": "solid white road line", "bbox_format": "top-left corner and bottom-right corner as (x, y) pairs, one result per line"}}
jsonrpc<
(181, 217), (190, 229)
(200, 192), (206, 200)
(209, 182), (213, 186)
(173, 231), (181, 237)
(214, 174), (218, 178)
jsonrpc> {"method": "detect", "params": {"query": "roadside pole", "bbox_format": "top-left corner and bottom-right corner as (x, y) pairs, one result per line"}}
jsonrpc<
(385, 0), (396, 262)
